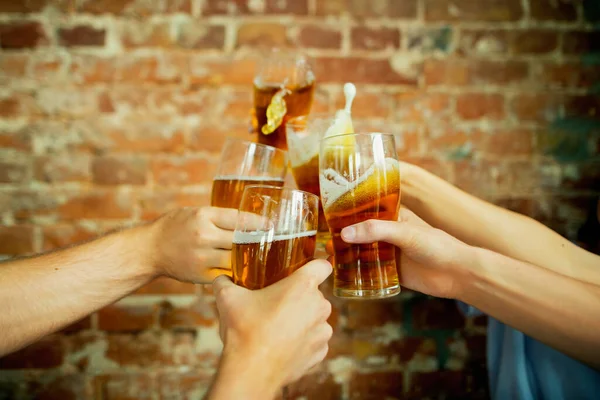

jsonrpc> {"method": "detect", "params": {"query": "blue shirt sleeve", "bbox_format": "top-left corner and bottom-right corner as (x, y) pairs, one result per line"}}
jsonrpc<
(456, 301), (484, 317)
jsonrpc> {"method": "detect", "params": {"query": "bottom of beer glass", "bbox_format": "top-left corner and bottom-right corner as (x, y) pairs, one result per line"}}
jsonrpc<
(334, 285), (401, 299)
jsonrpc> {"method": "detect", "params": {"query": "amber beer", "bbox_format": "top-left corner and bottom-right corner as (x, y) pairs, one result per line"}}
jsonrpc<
(254, 81), (315, 150)
(211, 176), (285, 209)
(232, 230), (317, 290)
(320, 133), (401, 299)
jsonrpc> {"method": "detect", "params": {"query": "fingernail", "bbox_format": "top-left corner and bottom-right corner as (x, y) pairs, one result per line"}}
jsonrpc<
(342, 226), (356, 240)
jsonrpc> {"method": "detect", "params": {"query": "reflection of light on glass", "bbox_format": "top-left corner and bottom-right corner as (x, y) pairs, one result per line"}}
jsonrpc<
(372, 134), (385, 164)
(241, 143), (257, 175)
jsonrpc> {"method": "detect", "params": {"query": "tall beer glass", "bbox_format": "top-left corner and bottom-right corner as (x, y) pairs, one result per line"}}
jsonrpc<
(320, 133), (401, 299)
(211, 138), (287, 210)
(253, 49), (315, 150)
(232, 185), (319, 290)
(286, 114), (332, 245)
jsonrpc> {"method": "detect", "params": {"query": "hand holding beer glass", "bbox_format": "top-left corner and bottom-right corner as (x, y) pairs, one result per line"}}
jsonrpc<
(211, 138), (287, 210)
(232, 185), (319, 290)
(320, 133), (402, 299)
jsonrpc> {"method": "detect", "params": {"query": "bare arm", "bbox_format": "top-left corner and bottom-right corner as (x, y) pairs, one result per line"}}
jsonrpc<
(0, 207), (237, 357)
(340, 209), (600, 368)
(401, 163), (600, 285)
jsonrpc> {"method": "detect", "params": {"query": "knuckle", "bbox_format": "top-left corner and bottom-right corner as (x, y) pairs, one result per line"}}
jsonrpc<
(363, 219), (378, 237)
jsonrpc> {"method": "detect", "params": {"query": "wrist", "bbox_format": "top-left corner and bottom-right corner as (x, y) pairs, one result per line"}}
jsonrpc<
(131, 222), (162, 279)
(449, 243), (483, 302)
(213, 347), (280, 399)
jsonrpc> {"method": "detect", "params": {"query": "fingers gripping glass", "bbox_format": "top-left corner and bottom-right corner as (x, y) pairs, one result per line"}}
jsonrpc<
(232, 185), (319, 290)
(319, 132), (402, 299)
(211, 138), (288, 210)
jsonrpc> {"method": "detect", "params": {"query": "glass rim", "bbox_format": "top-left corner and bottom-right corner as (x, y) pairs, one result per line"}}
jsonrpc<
(320, 132), (395, 142)
(224, 137), (288, 156)
(243, 184), (320, 203)
(285, 113), (335, 128)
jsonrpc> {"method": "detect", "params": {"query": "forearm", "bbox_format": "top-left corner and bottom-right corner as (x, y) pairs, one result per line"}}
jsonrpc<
(459, 246), (600, 368)
(0, 224), (158, 356)
(404, 165), (600, 284)
(206, 350), (279, 400)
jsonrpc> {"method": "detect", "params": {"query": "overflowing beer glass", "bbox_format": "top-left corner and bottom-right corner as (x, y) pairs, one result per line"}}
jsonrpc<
(320, 132), (402, 299)
(231, 186), (319, 290)
(252, 49), (315, 150)
(211, 138), (287, 209)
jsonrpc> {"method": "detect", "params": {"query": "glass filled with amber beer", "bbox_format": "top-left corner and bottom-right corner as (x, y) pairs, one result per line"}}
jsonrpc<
(320, 133), (401, 299)
(211, 138), (287, 210)
(232, 185), (319, 290)
(253, 49), (315, 150)
(286, 114), (332, 244)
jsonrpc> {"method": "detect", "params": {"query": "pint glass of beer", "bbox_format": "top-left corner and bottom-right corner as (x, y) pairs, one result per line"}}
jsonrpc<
(286, 114), (332, 245)
(320, 133), (401, 299)
(211, 138), (287, 210)
(253, 49), (315, 150)
(232, 185), (319, 290)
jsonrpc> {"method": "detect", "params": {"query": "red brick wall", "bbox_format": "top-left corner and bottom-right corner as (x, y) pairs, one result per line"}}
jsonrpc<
(0, 0), (598, 399)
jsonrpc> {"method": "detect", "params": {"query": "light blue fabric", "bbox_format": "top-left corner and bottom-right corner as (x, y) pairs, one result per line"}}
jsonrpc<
(458, 302), (600, 400)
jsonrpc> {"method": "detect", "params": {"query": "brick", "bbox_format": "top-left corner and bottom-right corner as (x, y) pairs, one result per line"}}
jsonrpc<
(106, 332), (194, 367)
(61, 317), (93, 334)
(564, 95), (600, 119)
(94, 373), (157, 400)
(452, 159), (512, 198)
(484, 129), (535, 157)
(425, 0), (522, 22)
(296, 25), (341, 49)
(0, 21), (47, 49)
(0, 130), (31, 151)
(157, 372), (213, 400)
(0, 160), (30, 183)
(315, 57), (419, 85)
(530, 0), (577, 21)
(236, 23), (289, 48)
(349, 371), (403, 400)
(512, 29), (558, 55)
(9, 190), (61, 222)
(0, 225), (35, 255)
(120, 20), (173, 48)
(42, 224), (98, 251)
(151, 156), (216, 186)
(282, 371), (342, 400)
(138, 191), (210, 221)
(412, 297), (465, 330)
(58, 191), (134, 220)
(583, 1), (600, 23)
(456, 93), (505, 121)
(80, 0), (192, 15)
(135, 276), (197, 295)
(58, 25), (105, 47)
(563, 30), (600, 54)
(159, 300), (217, 329)
(15, 374), (88, 400)
(189, 56), (256, 85)
(178, 23), (225, 49)
(92, 156), (147, 185)
(0, 53), (28, 78)
(540, 62), (600, 89)
(424, 59), (528, 86)
(408, 371), (465, 399)
(0, 0), (47, 13)
(510, 93), (561, 123)
(402, 156), (452, 181)
(98, 304), (156, 332)
(35, 154), (91, 183)
(351, 26), (400, 51)
(407, 26), (454, 54)
(203, 0), (308, 15)
(0, 335), (64, 369)
(346, 299), (403, 329)
(351, 336), (436, 364)
(458, 29), (509, 56)
(395, 91), (451, 123)
(316, 0), (417, 18)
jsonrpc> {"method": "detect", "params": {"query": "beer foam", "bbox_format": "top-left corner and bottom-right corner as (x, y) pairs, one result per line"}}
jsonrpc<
(213, 175), (285, 182)
(320, 157), (399, 210)
(233, 230), (318, 244)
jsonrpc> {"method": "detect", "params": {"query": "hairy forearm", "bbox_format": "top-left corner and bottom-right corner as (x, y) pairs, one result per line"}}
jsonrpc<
(206, 350), (278, 400)
(460, 246), (600, 368)
(0, 224), (158, 356)
(403, 165), (600, 284)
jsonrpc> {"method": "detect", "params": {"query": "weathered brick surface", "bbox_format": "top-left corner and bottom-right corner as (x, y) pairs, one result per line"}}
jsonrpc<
(0, 0), (598, 398)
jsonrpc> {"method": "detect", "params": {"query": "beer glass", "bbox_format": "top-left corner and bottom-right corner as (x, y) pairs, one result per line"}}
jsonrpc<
(286, 114), (332, 245)
(211, 138), (288, 210)
(320, 133), (401, 299)
(232, 185), (319, 290)
(253, 49), (315, 150)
